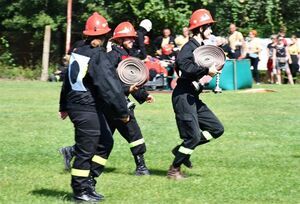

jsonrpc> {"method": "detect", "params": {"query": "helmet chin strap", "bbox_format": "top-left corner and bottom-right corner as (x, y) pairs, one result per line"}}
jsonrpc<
(201, 32), (207, 41)
(193, 26), (208, 45)
(199, 26), (209, 41)
(194, 33), (204, 45)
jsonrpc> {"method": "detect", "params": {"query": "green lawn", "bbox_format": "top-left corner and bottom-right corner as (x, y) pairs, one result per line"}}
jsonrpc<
(0, 80), (299, 204)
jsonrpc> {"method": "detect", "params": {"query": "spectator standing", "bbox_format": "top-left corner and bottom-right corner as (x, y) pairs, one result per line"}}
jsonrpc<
(266, 35), (277, 83)
(288, 35), (300, 83)
(245, 30), (262, 84)
(273, 35), (294, 85)
(228, 23), (245, 59)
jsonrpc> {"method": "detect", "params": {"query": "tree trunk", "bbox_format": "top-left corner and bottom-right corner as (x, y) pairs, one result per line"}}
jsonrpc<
(41, 25), (51, 81)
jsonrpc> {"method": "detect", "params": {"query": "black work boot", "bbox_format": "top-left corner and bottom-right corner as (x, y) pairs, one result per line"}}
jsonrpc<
(58, 146), (75, 171)
(134, 154), (150, 176)
(87, 177), (104, 201)
(172, 145), (193, 169)
(73, 188), (102, 202)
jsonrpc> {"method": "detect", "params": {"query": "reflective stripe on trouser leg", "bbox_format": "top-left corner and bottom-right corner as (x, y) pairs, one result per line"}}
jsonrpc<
(90, 155), (107, 178)
(173, 146), (194, 168)
(71, 168), (90, 177)
(197, 131), (214, 146)
(178, 146), (194, 155)
(92, 155), (107, 166)
(129, 138), (145, 148)
(202, 131), (214, 141)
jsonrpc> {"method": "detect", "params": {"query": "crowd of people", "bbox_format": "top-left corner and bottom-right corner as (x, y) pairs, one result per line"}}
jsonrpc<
(59, 9), (224, 202)
(146, 23), (300, 86)
(225, 25), (299, 85)
(53, 22), (299, 87)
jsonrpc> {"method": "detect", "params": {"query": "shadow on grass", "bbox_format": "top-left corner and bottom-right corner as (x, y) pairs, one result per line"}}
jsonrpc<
(148, 168), (167, 176)
(31, 188), (72, 201)
(121, 167), (202, 178)
(119, 168), (167, 177)
(149, 168), (202, 178)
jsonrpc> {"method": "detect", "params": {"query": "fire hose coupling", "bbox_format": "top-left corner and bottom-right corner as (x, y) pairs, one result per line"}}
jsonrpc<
(117, 57), (149, 86)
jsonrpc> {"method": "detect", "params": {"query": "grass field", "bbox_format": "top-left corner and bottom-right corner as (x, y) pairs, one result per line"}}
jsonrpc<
(0, 80), (299, 204)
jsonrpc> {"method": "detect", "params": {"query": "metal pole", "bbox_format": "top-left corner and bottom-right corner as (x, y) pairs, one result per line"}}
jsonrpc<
(233, 59), (237, 90)
(65, 0), (72, 54)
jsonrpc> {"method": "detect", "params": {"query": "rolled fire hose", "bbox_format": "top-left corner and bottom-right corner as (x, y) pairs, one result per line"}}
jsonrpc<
(193, 45), (226, 70)
(193, 45), (226, 93)
(117, 57), (149, 86)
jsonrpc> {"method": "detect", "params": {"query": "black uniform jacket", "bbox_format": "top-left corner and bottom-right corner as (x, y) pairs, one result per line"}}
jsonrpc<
(59, 43), (129, 119)
(175, 38), (209, 84)
(129, 27), (148, 60)
(108, 45), (149, 104)
(67, 39), (85, 55)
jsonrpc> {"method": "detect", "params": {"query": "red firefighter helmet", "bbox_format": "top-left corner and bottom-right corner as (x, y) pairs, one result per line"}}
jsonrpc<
(111, 22), (136, 40)
(162, 44), (173, 55)
(189, 9), (215, 31)
(83, 12), (111, 36)
(144, 36), (150, 45)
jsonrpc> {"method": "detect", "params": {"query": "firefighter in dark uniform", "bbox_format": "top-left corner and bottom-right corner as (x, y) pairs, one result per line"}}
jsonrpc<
(129, 19), (152, 60)
(59, 22), (154, 176)
(167, 9), (224, 180)
(107, 22), (154, 175)
(59, 12), (129, 201)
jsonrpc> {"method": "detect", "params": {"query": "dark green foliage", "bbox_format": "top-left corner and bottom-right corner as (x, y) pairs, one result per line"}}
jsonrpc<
(0, 36), (15, 66)
(0, 0), (299, 67)
(0, 0), (297, 38)
(0, 63), (41, 79)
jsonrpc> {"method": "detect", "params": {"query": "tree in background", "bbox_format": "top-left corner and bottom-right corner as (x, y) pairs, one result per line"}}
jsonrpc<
(0, 0), (65, 36)
(0, 0), (299, 67)
(0, 36), (15, 66)
(0, 0), (66, 66)
(281, 0), (300, 36)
